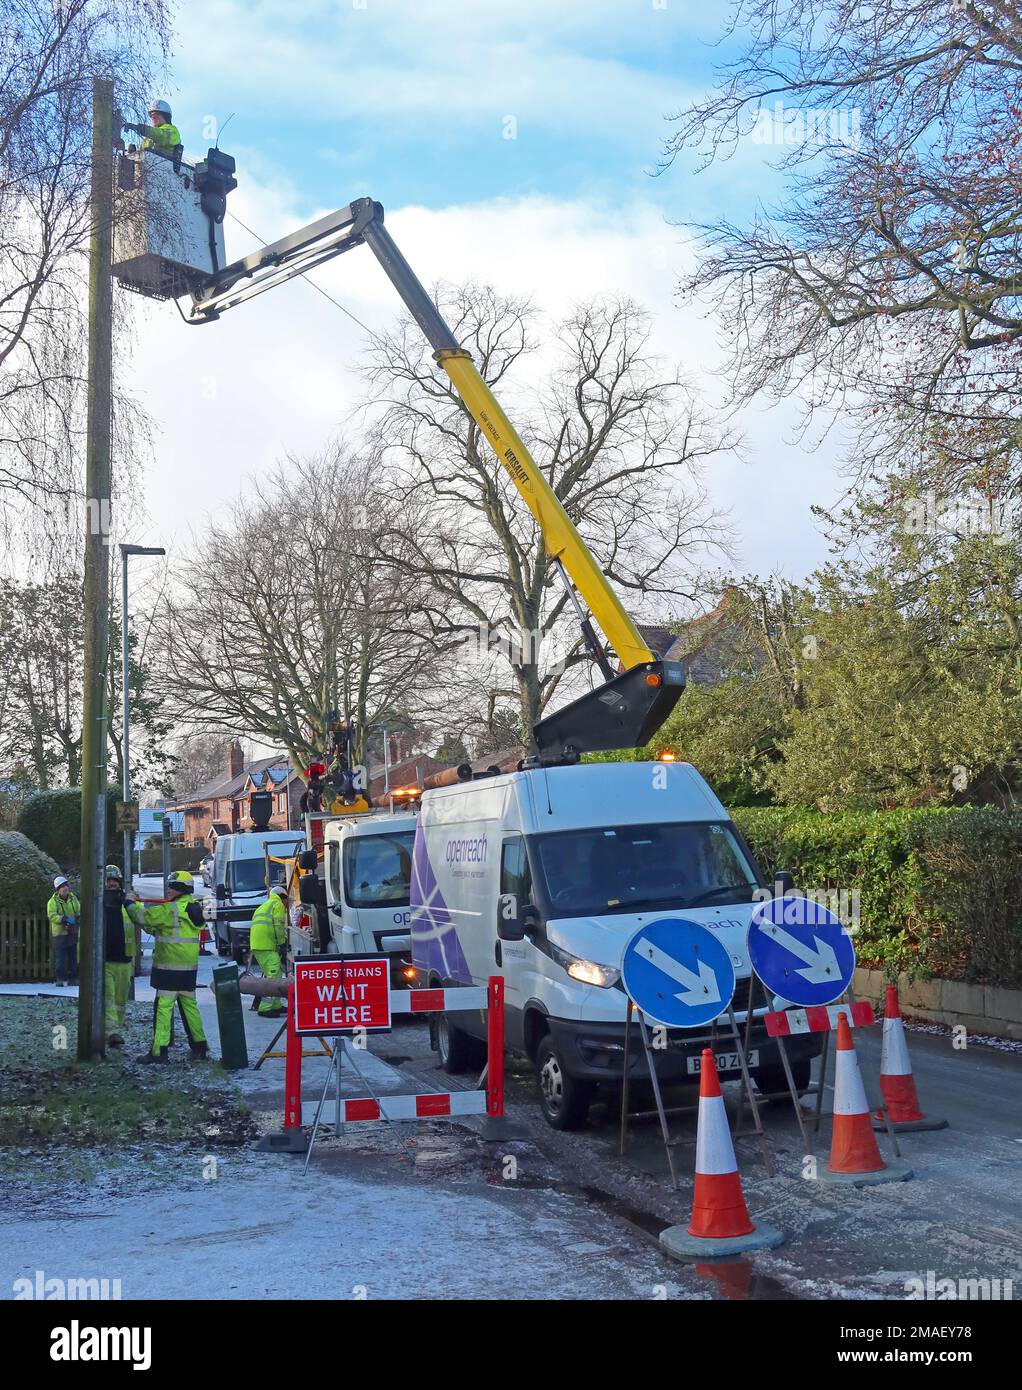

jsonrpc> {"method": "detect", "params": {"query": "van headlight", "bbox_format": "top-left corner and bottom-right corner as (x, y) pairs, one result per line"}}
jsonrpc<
(550, 945), (620, 989)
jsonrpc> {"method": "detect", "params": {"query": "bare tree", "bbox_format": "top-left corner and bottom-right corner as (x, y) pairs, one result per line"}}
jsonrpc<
(0, 0), (168, 538)
(362, 285), (734, 741)
(662, 1), (1022, 490)
(162, 448), (454, 771)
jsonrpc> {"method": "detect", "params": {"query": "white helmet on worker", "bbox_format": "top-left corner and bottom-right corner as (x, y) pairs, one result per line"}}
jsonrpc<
(53, 875), (68, 890)
(149, 99), (172, 119)
(271, 884), (288, 897)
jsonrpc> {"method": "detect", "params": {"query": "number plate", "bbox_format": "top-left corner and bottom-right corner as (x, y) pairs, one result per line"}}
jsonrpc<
(686, 1049), (759, 1075)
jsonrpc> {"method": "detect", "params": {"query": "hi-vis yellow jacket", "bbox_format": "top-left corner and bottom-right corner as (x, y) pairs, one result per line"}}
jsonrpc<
(250, 893), (287, 953)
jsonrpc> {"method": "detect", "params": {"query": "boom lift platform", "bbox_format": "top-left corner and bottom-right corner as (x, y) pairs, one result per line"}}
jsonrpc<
(114, 154), (685, 756)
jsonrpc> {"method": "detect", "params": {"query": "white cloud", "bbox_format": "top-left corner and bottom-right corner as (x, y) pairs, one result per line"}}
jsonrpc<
(168, 0), (705, 146)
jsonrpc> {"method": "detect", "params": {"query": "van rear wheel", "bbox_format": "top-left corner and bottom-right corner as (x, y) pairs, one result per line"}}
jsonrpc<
(535, 1034), (594, 1131)
(436, 1013), (481, 1074)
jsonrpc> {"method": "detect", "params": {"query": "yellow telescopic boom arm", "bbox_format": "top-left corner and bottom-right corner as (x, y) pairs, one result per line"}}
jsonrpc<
(189, 197), (685, 755)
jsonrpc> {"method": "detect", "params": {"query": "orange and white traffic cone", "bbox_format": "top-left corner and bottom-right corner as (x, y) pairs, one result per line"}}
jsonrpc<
(812, 1013), (912, 1186)
(873, 985), (948, 1133)
(660, 1049), (784, 1258)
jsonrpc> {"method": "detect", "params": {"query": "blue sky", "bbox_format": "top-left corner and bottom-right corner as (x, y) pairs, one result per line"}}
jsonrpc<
(167, 1), (740, 217)
(128, 1), (850, 585)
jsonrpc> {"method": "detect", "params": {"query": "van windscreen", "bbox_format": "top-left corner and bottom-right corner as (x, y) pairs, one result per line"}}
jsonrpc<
(532, 821), (760, 917)
(343, 831), (415, 909)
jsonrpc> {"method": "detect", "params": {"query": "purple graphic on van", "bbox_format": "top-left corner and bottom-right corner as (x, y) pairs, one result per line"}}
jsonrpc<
(410, 828), (472, 983)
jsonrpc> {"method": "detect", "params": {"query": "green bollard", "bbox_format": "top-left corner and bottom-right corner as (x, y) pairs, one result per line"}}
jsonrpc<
(212, 961), (249, 1070)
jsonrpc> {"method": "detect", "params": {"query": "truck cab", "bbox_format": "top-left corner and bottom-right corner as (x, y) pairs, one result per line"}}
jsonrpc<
(323, 812), (418, 985)
(411, 759), (824, 1130)
(213, 829), (304, 961)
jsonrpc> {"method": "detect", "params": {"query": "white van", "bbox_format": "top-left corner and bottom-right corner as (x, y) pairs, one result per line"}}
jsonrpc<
(213, 829), (304, 960)
(410, 760), (821, 1129)
(323, 812), (418, 984)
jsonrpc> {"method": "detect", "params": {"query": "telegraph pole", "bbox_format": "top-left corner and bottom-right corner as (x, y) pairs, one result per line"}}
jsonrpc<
(78, 76), (115, 1062)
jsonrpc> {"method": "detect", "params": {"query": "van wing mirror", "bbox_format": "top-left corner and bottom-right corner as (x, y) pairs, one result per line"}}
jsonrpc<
(773, 869), (795, 895)
(215, 883), (226, 901)
(298, 849), (318, 871)
(498, 901), (539, 941)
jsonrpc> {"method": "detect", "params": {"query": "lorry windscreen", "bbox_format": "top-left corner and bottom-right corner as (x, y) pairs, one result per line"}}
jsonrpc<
(343, 831), (415, 908)
(227, 848), (299, 897)
(532, 821), (760, 918)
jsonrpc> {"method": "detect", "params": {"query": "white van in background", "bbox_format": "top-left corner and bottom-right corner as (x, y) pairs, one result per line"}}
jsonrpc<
(213, 829), (304, 960)
(323, 812), (418, 985)
(410, 760), (822, 1129)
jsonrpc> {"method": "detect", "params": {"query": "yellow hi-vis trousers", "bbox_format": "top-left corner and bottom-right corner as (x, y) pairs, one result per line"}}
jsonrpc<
(104, 961), (132, 1033)
(253, 948), (284, 1014)
(152, 989), (207, 1052)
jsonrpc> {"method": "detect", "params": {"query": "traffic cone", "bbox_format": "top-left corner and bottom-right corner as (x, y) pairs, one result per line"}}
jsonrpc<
(659, 1049), (784, 1259)
(812, 1013), (912, 1186)
(873, 985), (948, 1133)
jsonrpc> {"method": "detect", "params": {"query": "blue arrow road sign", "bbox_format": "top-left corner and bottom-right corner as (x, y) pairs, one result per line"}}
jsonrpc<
(621, 918), (736, 1029)
(747, 895), (855, 1006)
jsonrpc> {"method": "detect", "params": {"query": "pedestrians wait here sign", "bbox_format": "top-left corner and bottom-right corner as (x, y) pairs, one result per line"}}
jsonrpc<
(293, 955), (392, 1035)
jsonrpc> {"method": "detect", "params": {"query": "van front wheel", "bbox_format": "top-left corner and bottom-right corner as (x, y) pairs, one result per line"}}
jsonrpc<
(436, 1013), (479, 1074)
(536, 1034), (594, 1131)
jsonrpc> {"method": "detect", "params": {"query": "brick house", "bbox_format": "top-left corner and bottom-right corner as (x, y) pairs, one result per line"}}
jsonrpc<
(169, 742), (304, 848)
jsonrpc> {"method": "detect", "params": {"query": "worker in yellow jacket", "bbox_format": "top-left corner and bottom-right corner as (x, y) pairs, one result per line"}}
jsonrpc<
(135, 870), (209, 1063)
(123, 99), (181, 154)
(103, 865), (144, 1047)
(46, 876), (80, 987)
(250, 885), (288, 1019)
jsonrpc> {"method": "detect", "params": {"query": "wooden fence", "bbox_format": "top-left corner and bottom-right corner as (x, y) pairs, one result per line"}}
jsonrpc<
(0, 911), (51, 982)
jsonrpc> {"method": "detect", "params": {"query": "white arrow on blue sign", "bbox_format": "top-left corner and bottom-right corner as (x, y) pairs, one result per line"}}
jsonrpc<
(621, 918), (736, 1029)
(747, 895), (855, 1007)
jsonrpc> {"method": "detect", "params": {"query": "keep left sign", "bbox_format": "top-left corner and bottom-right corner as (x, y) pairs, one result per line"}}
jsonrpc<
(293, 955), (392, 1035)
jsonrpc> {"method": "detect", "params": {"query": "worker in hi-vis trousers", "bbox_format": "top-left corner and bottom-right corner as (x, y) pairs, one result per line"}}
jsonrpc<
(137, 870), (209, 1063)
(103, 865), (144, 1047)
(250, 885), (288, 1019)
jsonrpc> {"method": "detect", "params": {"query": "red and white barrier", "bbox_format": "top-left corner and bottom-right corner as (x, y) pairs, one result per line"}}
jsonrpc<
(302, 1090), (488, 1125)
(264, 974), (505, 1155)
(764, 1001), (874, 1037)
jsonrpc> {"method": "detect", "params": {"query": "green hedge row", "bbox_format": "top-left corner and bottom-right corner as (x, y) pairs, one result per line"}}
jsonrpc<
(734, 806), (1022, 989)
(16, 788), (122, 872)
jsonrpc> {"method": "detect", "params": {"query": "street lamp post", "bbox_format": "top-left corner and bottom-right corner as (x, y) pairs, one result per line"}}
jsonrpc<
(119, 545), (165, 882)
(370, 723), (391, 797)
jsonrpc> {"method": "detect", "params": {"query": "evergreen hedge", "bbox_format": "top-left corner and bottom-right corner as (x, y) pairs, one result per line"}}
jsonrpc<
(734, 806), (1022, 988)
(16, 787), (121, 871)
(0, 832), (61, 911)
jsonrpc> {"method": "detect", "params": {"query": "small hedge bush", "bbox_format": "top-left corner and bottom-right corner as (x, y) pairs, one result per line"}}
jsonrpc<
(0, 832), (61, 911)
(16, 787), (121, 871)
(734, 806), (1022, 988)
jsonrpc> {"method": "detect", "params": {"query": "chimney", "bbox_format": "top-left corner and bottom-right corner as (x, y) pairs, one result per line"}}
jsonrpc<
(227, 740), (244, 780)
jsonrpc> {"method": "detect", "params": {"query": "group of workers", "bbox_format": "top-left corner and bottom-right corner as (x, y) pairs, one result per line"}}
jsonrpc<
(45, 867), (291, 1058)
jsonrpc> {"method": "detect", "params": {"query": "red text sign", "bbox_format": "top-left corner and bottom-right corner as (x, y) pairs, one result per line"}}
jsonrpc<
(293, 956), (392, 1035)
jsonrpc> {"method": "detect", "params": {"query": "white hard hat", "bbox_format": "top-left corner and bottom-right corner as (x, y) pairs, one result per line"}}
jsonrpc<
(149, 99), (172, 118)
(53, 875), (68, 889)
(272, 884), (288, 896)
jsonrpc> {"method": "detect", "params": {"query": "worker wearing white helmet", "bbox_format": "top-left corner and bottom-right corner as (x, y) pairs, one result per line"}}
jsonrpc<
(249, 884), (289, 1019)
(47, 876), (80, 988)
(123, 99), (181, 155)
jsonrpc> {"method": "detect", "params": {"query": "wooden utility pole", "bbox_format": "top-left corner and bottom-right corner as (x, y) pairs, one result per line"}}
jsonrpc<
(77, 76), (114, 1062)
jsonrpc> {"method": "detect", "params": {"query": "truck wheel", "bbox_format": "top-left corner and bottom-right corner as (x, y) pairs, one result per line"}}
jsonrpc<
(436, 1012), (480, 1074)
(535, 1034), (594, 1131)
(755, 1059), (811, 1097)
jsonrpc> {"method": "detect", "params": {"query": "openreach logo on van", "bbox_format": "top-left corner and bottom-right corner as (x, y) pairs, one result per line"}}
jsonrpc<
(445, 834), (488, 865)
